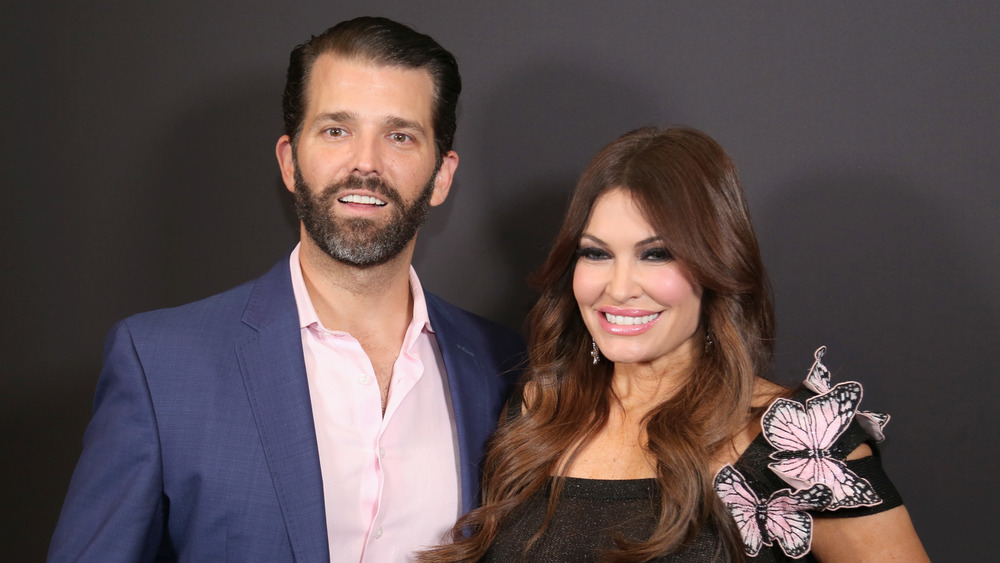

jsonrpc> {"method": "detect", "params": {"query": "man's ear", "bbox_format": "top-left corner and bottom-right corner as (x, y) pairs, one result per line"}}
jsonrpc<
(430, 150), (459, 207)
(276, 135), (296, 193)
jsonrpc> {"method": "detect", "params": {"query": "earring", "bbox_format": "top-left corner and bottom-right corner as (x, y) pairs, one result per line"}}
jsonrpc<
(704, 328), (714, 353)
(591, 338), (601, 364)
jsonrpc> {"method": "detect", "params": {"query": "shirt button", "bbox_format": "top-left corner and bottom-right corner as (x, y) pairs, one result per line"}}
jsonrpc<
(359, 375), (369, 384)
(374, 526), (383, 539)
(379, 447), (385, 459)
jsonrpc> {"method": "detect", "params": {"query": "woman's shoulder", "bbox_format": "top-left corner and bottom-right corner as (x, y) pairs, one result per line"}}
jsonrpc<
(734, 346), (894, 482)
(712, 377), (788, 469)
(751, 377), (790, 409)
(714, 346), (905, 560)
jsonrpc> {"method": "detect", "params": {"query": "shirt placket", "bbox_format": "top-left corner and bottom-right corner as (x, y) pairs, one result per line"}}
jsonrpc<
(352, 343), (385, 558)
(361, 343), (422, 561)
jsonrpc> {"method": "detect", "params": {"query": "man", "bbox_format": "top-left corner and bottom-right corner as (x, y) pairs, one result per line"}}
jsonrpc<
(49, 17), (523, 562)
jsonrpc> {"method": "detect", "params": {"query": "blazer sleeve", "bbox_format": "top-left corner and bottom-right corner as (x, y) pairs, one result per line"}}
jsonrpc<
(48, 320), (167, 562)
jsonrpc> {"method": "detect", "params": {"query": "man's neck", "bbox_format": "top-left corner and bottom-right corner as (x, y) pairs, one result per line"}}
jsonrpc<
(297, 237), (416, 339)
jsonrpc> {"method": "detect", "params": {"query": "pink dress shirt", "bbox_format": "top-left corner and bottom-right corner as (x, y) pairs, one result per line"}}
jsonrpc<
(289, 246), (461, 562)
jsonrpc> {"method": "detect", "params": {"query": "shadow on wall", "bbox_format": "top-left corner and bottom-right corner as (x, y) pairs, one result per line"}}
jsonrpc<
(476, 62), (663, 331)
(754, 172), (998, 562)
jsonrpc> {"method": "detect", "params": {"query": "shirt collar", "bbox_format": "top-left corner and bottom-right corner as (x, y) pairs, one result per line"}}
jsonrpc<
(289, 243), (434, 335)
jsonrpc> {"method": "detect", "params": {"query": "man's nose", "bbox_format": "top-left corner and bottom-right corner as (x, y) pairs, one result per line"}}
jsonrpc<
(351, 134), (384, 176)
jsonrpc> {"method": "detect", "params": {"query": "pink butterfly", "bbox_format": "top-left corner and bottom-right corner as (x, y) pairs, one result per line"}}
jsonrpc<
(802, 346), (890, 442)
(714, 464), (832, 559)
(762, 382), (883, 510)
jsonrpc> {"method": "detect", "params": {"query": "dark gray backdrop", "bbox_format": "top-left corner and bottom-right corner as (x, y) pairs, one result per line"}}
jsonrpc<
(3, 2), (996, 560)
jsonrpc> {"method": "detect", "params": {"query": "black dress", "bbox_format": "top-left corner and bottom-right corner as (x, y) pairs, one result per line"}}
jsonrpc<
(482, 350), (903, 562)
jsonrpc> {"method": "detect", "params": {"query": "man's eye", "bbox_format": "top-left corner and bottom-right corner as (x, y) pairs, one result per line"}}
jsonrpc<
(324, 127), (346, 137)
(641, 248), (673, 262)
(390, 132), (412, 143)
(577, 247), (610, 261)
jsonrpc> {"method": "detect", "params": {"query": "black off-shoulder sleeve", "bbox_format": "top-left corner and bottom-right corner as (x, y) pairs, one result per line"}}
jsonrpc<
(734, 389), (904, 519)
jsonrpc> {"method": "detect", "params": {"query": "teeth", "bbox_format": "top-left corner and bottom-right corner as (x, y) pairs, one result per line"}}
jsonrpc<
(604, 312), (659, 326)
(339, 194), (387, 206)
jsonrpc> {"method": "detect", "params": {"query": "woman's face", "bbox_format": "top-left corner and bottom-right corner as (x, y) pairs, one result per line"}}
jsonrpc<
(573, 188), (703, 371)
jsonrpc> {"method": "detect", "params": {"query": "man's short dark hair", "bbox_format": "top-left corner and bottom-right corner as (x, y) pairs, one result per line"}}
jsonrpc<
(282, 16), (462, 163)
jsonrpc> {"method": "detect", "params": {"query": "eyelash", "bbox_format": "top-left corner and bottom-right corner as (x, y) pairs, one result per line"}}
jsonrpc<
(641, 247), (673, 262)
(576, 246), (673, 262)
(577, 246), (610, 261)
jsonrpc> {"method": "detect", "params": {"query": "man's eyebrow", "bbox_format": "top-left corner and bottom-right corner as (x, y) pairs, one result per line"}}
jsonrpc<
(308, 112), (426, 136)
(385, 115), (426, 135)
(312, 111), (357, 125)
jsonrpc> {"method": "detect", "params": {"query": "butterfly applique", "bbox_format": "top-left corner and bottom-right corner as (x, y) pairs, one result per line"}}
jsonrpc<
(714, 464), (832, 559)
(802, 346), (890, 442)
(762, 382), (883, 510)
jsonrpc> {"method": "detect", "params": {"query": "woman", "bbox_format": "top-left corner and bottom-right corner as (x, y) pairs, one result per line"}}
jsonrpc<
(422, 127), (927, 561)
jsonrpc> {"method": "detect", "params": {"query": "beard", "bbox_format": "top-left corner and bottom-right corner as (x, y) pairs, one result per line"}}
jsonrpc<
(293, 167), (437, 267)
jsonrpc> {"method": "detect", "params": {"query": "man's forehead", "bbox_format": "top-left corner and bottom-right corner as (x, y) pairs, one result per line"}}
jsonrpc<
(304, 53), (436, 119)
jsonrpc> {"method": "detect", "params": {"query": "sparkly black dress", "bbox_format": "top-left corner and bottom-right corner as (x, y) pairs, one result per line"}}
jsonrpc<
(482, 349), (903, 562)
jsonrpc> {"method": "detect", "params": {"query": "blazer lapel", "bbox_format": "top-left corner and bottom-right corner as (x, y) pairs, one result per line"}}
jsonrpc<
(426, 294), (492, 515)
(237, 257), (328, 562)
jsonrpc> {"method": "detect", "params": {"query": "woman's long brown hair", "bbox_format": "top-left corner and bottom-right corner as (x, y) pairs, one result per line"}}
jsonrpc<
(421, 127), (774, 562)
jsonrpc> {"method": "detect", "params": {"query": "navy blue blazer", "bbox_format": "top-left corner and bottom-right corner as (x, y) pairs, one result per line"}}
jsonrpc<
(49, 256), (523, 562)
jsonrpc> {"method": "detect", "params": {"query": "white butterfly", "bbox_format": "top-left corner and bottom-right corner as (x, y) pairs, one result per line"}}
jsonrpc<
(762, 382), (883, 510)
(803, 346), (890, 442)
(714, 464), (832, 559)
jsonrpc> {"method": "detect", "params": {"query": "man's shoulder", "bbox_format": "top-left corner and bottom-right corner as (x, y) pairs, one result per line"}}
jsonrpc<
(117, 257), (292, 340)
(424, 292), (516, 337)
(423, 291), (525, 361)
(124, 280), (255, 329)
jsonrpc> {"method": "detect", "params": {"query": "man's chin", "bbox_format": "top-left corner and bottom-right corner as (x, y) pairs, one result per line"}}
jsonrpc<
(324, 244), (398, 268)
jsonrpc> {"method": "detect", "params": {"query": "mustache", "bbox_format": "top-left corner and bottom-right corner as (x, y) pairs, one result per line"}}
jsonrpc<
(320, 175), (403, 206)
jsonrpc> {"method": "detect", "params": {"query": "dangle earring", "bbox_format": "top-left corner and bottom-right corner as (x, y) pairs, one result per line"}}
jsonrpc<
(591, 337), (601, 364)
(704, 327), (715, 354)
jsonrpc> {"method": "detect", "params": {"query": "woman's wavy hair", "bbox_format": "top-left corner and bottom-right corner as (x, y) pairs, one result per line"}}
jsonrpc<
(422, 126), (774, 562)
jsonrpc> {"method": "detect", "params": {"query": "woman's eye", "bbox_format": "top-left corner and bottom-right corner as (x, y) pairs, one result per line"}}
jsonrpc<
(577, 247), (610, 261)
(641, 247), (673, 262)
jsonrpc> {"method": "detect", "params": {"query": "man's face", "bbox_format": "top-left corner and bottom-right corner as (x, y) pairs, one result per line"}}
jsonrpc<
(277, 54), (457, 267)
